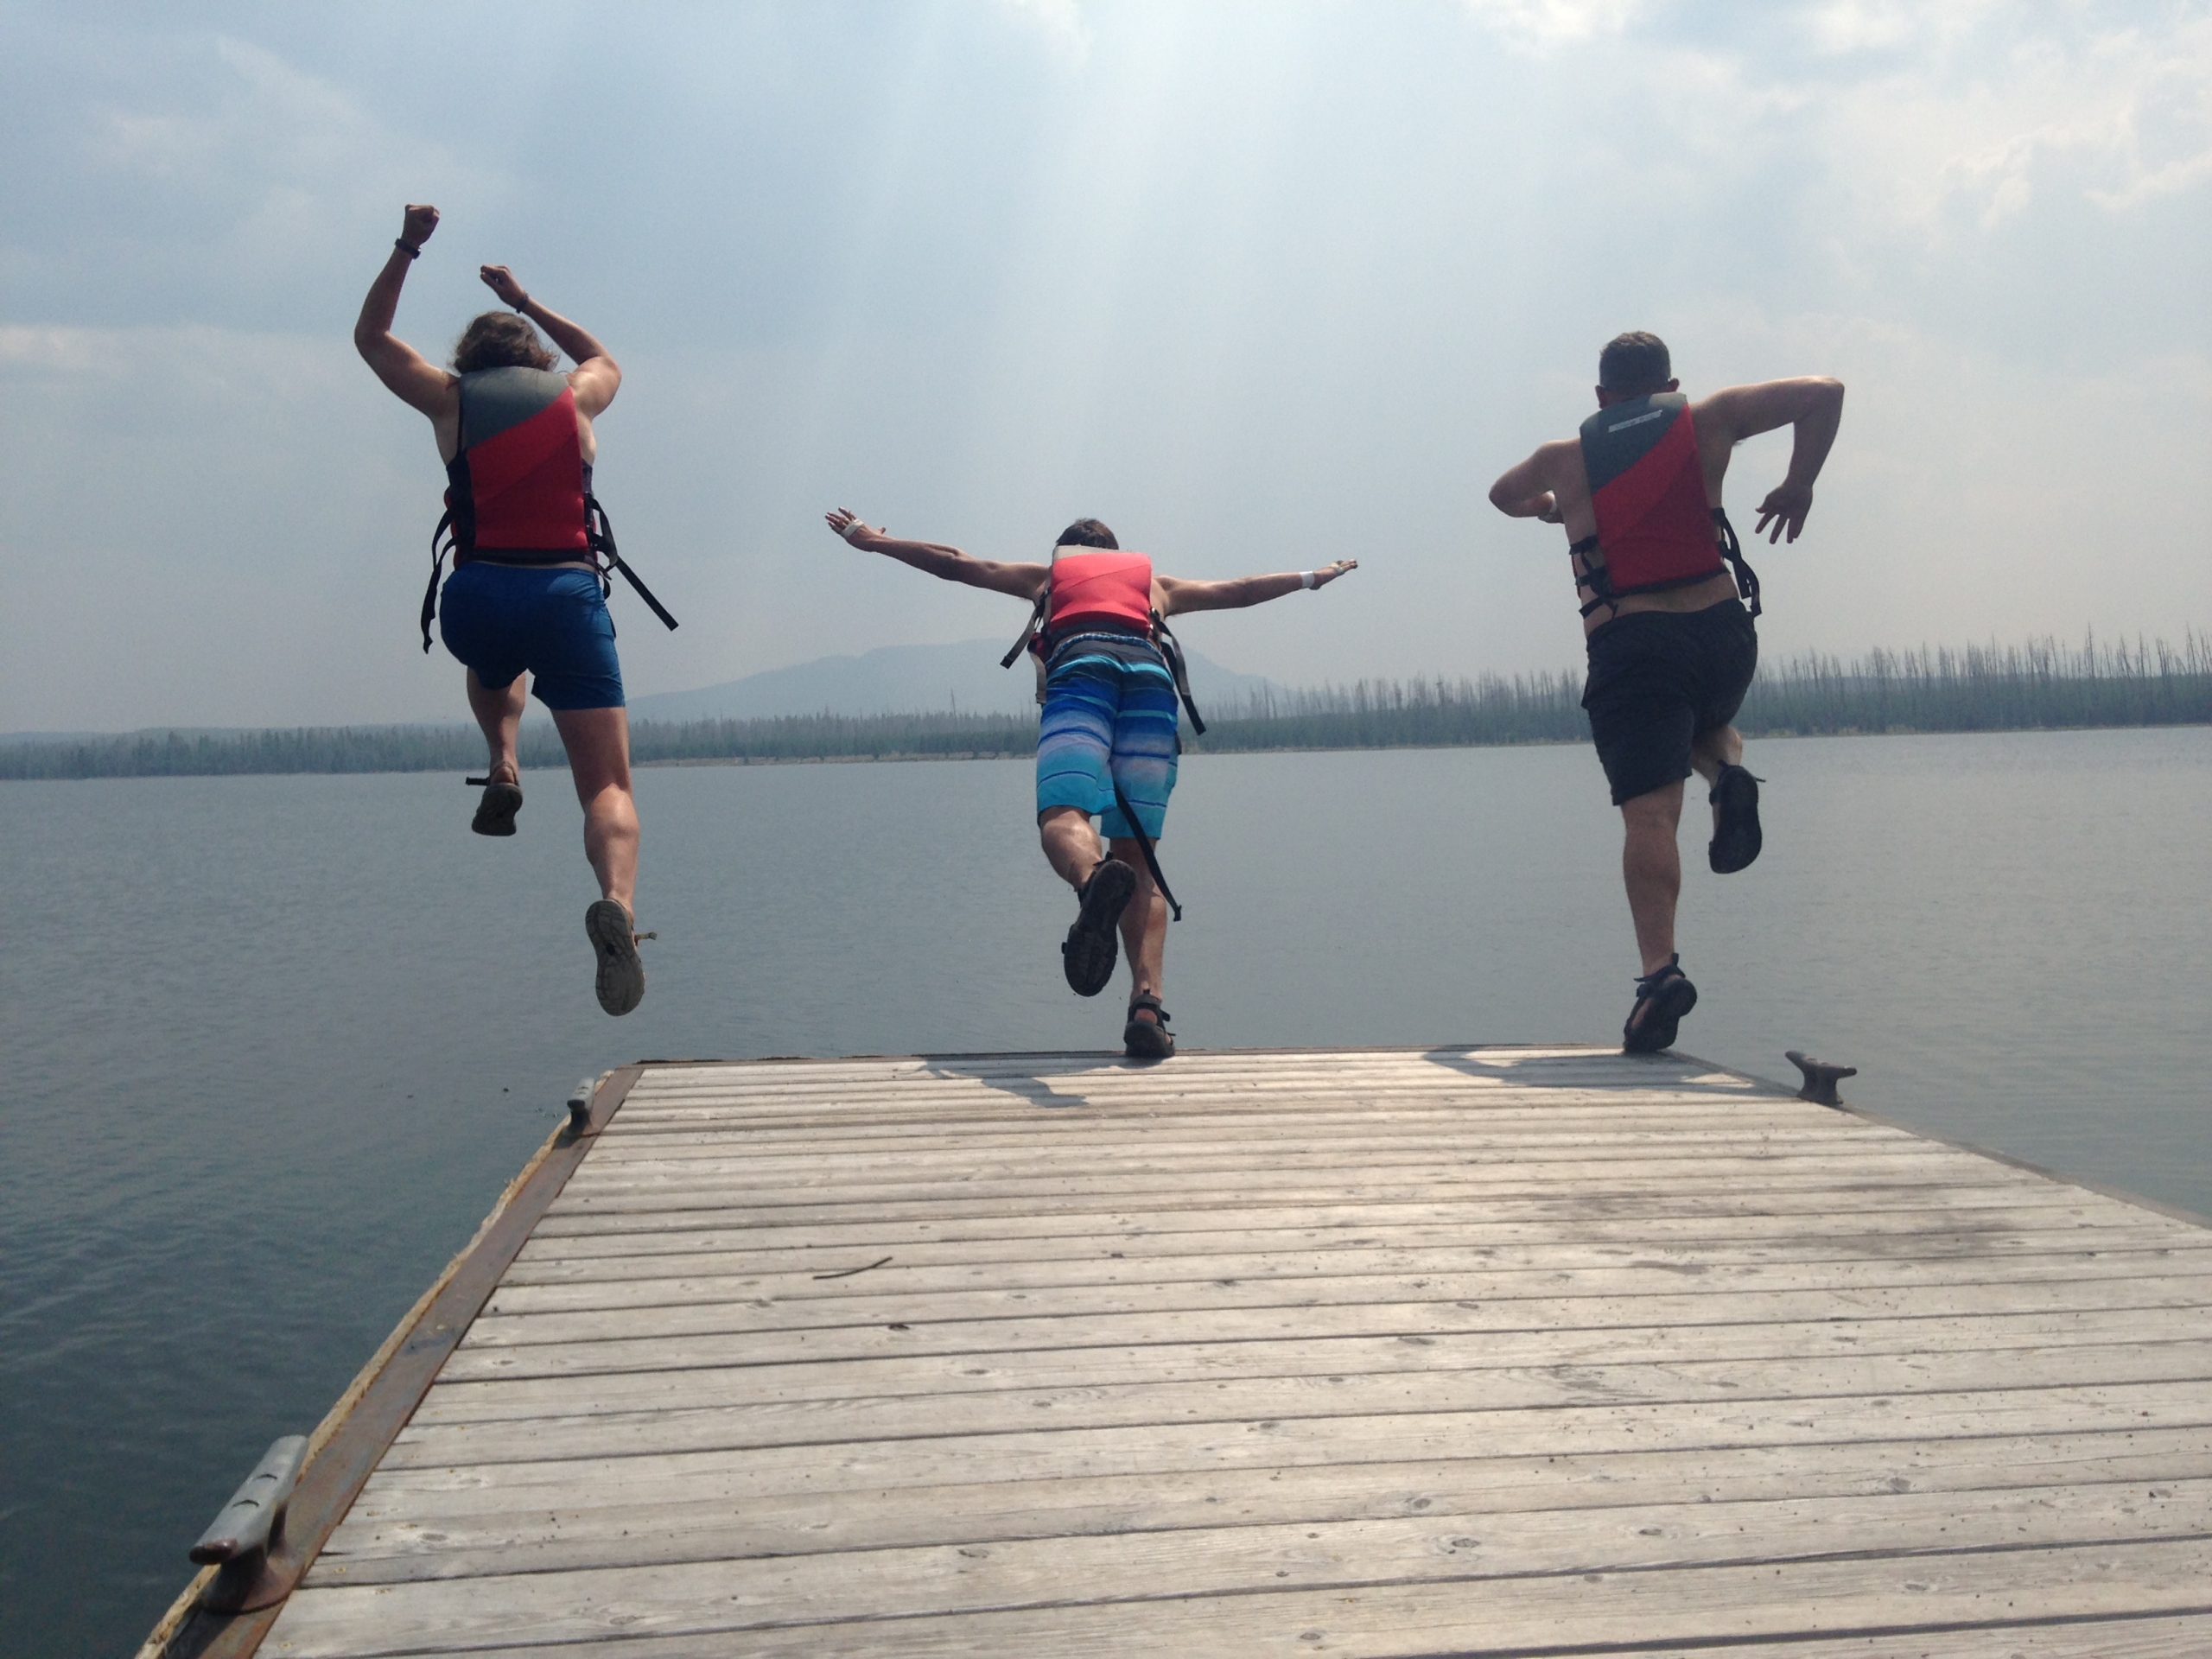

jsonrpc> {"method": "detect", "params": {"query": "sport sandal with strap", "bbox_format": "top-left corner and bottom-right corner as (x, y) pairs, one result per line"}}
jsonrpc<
(1707, 763), (1764, 874)
(1623, 956), (1698, 1054)
(467, 771), (524, 837)
(585, 899), (647, 1017)
(1123, 991), (1175, 1060)
(1063, 858), (1137, 997)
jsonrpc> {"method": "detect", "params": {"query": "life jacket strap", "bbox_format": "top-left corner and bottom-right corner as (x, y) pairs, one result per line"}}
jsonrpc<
(1002, 583), (1049, 670)
(1109, 779), (1182, 922)
(586, 494), (679, 632)
(422, 510), (455, 652)
(1148, 610), (1208, 737)
(1713, 508), (1762, 620)
(1573, 517), (1763, 621)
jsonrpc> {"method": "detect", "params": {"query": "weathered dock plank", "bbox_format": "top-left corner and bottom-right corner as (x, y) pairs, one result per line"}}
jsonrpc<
(213, 1046), (2212, 1656)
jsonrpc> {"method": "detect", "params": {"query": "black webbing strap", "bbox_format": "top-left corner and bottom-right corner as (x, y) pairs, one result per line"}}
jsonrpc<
(421, 510), (455, 652)
(1573, 516), (1763, 621)
(1110, 779), (1182, 922)
(1147, 611), (1207, 736)
(587, 496), (678, 632)
(1002, 582), (1049, 669)
(1713, 508), (1761, 619)
(1571, 536), (1616, 620)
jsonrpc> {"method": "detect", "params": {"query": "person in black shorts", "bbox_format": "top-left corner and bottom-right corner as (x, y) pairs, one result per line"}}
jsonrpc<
(1488, 332), (1845, 1052)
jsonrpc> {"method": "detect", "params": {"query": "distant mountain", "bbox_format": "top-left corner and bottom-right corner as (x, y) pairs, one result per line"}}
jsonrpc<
(627, 639), (1280, 722)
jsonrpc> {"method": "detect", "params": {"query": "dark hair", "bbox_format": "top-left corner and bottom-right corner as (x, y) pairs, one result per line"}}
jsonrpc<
(1598, 331), (1671, 393)
(1055, 518), (1118, 550)
(451, 312), (559, 373)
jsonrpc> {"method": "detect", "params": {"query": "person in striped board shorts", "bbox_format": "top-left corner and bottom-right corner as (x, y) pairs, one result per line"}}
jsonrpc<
(825, 509), (1357, 1059)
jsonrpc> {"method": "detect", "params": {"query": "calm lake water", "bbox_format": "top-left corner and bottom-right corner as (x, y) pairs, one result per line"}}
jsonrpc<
(3, 728), (2209, 1655)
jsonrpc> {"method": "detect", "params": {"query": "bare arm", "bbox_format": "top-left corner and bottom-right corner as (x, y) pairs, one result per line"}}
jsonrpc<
(353, 204), (454, 418)
(1694, 377), (1846, 543)
(1488, 440), (1573, 523)
(823, 509), (1048, 601)
(1158, 559), (1357, 616)
(477, 265), (621, 418)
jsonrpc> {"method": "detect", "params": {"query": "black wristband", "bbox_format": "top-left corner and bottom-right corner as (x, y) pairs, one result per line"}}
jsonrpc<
(394, 238), (421, 259)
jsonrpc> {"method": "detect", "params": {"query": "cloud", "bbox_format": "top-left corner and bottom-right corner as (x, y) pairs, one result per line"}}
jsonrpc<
(1460, 0), (1644, 51)
(998, 0), (1091, 64)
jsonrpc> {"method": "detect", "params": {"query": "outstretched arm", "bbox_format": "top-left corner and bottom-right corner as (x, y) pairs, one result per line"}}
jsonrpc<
(353, 204), (454, 417)
(823, 509), (1048, 601)
(1695, 377), (1846, 543)
(1158, 559), (1357, 616)
(478, 264), (621, 417)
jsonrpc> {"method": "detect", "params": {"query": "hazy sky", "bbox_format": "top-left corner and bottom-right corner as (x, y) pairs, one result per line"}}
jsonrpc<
(3, 0), (2207, 731)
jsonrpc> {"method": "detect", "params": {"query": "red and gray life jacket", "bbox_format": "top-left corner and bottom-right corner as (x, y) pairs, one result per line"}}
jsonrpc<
(1001, 547), (1207, 735)
(1571, 392), (1759, 620)
(420, 366), (677, 650)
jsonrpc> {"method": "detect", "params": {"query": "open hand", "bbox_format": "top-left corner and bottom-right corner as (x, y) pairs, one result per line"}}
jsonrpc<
(1311, 558), (1358, 588)
(479, 264), (531, 310)
(401, 204), (440, 248)
(825, 507), (874, 546)
(1753, 481), (1814, 543)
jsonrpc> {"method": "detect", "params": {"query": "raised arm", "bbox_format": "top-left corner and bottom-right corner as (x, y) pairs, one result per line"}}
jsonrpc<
(1157, 559), (1357, 616)
(1694, 377), (1846, 543)
(353, 204), (454, 418)
(823, 510), (1048, 601)
(478, 265), (621, 418)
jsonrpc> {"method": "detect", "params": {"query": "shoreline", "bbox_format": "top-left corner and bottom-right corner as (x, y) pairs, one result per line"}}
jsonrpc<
(5, 720), (2208, 784)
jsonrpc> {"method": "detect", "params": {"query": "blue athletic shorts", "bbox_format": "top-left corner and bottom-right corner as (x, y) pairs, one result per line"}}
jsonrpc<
(437, 563), (626, 711)
(1034, 634), (1179, 839)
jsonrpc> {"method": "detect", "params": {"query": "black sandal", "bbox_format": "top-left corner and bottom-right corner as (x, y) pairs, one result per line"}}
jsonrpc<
(467, 772), (524, 837)
(1707, 763), (1764, 874)
(1063, 858), (1137, 997)
(1123, 991), (1175, 1060)
(1623, 956), (1698, 1053)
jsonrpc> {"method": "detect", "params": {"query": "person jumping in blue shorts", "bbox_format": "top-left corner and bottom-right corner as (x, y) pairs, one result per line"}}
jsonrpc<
(824, 509), (1357, 1059)
(355, 203), (652, 1016)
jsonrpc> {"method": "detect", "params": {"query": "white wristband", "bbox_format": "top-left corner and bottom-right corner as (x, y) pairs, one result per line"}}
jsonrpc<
(1299, 569), (1318, 589)
(842, 519), (872, 544)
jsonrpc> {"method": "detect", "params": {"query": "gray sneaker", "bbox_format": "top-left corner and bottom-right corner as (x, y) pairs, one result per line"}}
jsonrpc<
(585, 899), (645, 1016)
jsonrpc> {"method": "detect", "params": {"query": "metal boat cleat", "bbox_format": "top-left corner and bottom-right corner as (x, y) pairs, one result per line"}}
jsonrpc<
(567, 1077), (598, 1135)
(1785, 1050), (1857, 1107)
(190, 1433), (308, 1613)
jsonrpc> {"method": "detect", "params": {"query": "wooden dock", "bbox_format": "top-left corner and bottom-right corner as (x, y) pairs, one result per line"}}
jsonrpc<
(151, 1046), (2212, 1656)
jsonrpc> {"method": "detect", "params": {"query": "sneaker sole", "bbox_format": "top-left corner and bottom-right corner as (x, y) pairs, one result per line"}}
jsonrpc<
(585, 899), (645, 1017)
(472, 782), (524, 837)
(1709, 767), (1763, 874)
(1063, 861), (1137, 997)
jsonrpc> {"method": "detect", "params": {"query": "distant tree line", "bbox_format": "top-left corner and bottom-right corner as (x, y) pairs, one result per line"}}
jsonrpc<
(6, 632), (2205, 781)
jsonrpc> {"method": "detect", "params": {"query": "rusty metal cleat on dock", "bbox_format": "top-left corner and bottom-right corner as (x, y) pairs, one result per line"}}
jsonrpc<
(1785, 1049), (1857, 1106)
(567, 1076), (597, 1135)
(189, 1433), (308, 1613)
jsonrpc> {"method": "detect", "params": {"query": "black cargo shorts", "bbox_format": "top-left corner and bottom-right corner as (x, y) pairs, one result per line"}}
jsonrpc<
(1581, 599), (1758, 806)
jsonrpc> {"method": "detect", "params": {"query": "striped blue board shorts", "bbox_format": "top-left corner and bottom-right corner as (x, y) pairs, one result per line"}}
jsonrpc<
(1034, 633), (1179, 840)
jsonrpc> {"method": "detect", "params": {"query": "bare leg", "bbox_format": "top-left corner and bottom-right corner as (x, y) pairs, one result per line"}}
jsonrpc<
(1689, 721), (1744, 833)
(1109, 836), (1169, 1008)
(1620, 780), (1685, 976)
(1039, 805), (1108, 890)
(465, 671), (526, 784)
(549, 706), (639, 912)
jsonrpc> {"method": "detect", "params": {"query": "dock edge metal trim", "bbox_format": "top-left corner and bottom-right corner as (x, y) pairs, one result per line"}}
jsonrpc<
(137, 1065), (644, 1659)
